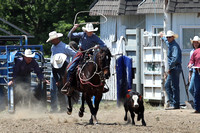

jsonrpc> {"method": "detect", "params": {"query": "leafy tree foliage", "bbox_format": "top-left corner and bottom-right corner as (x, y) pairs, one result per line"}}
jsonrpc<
(0, 0), (99, 56)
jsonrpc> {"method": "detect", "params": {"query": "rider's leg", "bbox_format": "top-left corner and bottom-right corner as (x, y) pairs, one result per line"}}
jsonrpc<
(61, 56), (81, 95)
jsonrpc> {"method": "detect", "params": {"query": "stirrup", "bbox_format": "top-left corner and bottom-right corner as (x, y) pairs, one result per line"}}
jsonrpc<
(66, 87), (74, 96)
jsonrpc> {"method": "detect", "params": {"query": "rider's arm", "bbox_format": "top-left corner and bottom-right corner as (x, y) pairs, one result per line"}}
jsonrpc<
(68, 24), (82, 39)
(94, 35), (106, 47)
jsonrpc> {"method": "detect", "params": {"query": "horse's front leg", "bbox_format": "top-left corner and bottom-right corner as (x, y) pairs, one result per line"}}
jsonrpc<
(67, 96), (72, 115)
(85, 95), (97, 124)
(94, 93), (102, 116)
(79, 93), (85, 117)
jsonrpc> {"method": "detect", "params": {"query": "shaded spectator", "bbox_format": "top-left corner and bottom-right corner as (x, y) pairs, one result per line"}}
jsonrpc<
(160, 30), (182, 110)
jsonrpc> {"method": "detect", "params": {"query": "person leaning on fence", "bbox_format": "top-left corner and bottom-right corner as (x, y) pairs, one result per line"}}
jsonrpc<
(159, 30), (182, 110)
(188, 36), (200, 100)
(51, 53), (69, 113)
(46, 31), (76, 113)
(62, 23), (108, 96)
(188, 37), (200, 113)
(7, 49), (49, 107)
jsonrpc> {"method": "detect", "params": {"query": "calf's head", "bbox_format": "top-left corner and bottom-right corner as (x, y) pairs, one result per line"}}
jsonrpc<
(127, 93), (142, 109)
(132, 95), (139, 108)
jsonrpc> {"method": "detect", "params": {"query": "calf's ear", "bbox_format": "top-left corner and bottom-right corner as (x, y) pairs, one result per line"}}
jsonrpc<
(139, 95), (142, 101)
(126, 94), (130, 98)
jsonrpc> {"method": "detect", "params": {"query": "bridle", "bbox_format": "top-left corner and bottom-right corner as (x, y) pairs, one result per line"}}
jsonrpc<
(78, 49), (111, 87)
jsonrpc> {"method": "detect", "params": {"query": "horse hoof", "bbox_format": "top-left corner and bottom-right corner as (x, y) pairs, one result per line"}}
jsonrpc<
(94, 120), (98, 125)
(89, 119), (93, 124)
(79, 111), (84, 117)
(67, 111), (72, 115)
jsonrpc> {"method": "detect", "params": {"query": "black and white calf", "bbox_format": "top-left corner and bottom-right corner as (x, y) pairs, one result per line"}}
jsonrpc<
(124, 90), (146, 126)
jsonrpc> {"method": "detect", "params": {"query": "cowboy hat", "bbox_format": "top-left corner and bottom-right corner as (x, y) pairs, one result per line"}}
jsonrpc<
(190, 36), (200, 43)
(165, 30), (178, 39)
(46, 31), (63, 42)
(51, 53), (67, 69)
(21, 49), (35, 58)
(82, 23), (98, 32)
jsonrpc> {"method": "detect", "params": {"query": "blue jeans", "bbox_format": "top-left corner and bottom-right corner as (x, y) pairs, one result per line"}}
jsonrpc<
(194, 71), (200, 111)
(189, 70), (195, 98)
(67, 56), (81, 80)
(165, 68), (181, 108)
(0, 86), (5, 111)
(50, 73), (58, 111)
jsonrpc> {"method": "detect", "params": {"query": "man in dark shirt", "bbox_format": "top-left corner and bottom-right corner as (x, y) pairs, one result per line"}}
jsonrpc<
(8, 49), (48, 107)
(51, 53), (68, 112)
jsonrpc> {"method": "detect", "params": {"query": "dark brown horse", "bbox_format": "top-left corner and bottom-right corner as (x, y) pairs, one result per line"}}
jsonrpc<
(63, 47), (112, 124)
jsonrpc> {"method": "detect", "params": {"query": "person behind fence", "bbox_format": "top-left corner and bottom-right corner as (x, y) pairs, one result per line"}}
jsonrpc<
(159, 30), (182, 110)
(46, 31), (76, 113)
(51, 53), (69, 112)
(7, 49), (49, 107)
(62, 23), (108, 95)
(188, 38), (200, 113)
(188, 36), (200, 100)
(0, 85), (5, 112)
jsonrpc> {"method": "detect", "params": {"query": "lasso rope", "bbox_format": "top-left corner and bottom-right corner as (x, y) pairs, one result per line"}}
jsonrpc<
(78, 60), (98, 82)
(73, 11), (107, 25)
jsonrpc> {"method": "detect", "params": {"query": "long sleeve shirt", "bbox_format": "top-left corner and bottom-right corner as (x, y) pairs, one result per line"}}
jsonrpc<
(189, 48), (200, 68)
(162, 37), (182, 70)
(13, 57), (44, 80)
(68, 30), (106, 51)
(189, 49), (195, 72)
(51, 41), (76, 63)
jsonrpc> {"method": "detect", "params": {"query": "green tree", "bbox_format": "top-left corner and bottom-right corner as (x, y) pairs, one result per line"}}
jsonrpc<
(0, 0), (98, 56)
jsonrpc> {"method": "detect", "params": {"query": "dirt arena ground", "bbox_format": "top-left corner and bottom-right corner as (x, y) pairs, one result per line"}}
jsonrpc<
(0, 101), (200, 133)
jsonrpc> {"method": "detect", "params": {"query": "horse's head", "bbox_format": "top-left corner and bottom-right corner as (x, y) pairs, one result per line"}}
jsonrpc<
(95, 47), (112, 79)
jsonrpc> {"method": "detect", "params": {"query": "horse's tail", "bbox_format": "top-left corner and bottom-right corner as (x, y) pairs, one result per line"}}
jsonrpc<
(70, 89), (80, 104)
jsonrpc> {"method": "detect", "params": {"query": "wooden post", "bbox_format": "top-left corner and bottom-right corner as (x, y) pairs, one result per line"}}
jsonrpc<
(136, 28), (142, 94)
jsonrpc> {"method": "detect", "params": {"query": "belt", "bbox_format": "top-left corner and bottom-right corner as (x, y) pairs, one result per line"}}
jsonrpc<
(175, 63), (181, 66)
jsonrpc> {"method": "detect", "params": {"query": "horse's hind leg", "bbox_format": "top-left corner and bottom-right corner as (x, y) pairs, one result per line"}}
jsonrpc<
(79, 93), (85, 117)
(67, 96), (72, 115)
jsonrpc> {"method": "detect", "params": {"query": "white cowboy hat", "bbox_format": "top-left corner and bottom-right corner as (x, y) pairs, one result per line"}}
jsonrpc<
(82, 23), (98, 32)
(190, 36), (200, 43)
(46, 31), (63, 42)
(21, 49), (35, 58)
(165, 30), (178, 39)
(51, 53), (67, 69)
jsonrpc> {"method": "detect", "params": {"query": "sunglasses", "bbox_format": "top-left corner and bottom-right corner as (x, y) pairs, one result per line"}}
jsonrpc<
(167, 36), (172, 38)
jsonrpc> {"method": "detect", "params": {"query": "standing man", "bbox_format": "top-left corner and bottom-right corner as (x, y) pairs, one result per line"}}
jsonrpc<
(160, 30), (182, 110)
(46, 31), (76, 113)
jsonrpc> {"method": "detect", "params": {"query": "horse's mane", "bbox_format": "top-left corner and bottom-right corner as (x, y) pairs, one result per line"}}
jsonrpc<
(100, 47), (112, 57)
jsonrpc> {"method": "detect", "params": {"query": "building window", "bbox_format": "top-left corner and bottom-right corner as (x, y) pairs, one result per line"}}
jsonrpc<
(153, 27), (163, 46)
(182, 28), (200, 49)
